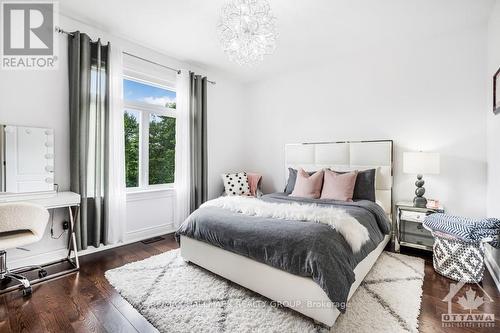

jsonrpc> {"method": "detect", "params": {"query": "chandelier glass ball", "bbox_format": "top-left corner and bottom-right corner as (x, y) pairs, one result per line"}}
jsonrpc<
(217, 0), (278, 66)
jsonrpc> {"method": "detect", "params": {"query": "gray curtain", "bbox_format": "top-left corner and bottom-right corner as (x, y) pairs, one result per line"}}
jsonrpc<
(189, 74), (208, 212)
(68, 31), (110, 250)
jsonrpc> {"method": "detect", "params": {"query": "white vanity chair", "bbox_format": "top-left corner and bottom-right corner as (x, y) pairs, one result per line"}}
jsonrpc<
(0, 202), (50, 296)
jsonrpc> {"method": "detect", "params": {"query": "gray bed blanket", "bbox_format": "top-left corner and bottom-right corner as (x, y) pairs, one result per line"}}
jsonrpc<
(175, 193), (391, 313)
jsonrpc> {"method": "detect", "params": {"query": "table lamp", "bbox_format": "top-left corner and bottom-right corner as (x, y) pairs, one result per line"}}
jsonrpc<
(403, 152), (440, 208)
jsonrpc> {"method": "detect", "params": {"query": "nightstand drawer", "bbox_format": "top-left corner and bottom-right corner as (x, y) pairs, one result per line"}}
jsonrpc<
(400, 220), (434, 248)
(400, 210), (428, 223)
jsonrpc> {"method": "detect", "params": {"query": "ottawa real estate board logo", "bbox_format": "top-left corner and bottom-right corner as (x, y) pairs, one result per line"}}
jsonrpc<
(1, 1), (58, 70)
(442, 281), (495, 328)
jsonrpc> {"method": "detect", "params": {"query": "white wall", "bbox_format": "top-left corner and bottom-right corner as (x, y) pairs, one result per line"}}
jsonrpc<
(485, 0), (500, 289)
(0, 14), (246, 267)
(487, 2), (500, 219)
(207, 77), (247, 198)
(241, 21), (488, 218)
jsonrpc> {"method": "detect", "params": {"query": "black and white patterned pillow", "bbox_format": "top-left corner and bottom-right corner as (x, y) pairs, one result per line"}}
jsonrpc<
(222, 172), (251, 196)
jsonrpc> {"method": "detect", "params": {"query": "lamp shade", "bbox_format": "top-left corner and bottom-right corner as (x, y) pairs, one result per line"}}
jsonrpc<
(403, 152), (440, 174)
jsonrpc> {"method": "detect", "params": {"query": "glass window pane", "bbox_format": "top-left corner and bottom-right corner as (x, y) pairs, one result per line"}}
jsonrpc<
(124, 79), (176, 108)
(149, 114), (176, 185)
(124, 110), (140, 187)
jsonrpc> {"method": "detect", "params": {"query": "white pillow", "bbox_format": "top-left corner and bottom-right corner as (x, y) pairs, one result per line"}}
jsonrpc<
(222, 172), (251, 196)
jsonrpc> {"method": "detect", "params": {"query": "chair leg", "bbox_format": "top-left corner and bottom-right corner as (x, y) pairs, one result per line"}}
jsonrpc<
(5, 272), (30, 289)
(0, 251), (34, 296)
(2, 271), (32, 296)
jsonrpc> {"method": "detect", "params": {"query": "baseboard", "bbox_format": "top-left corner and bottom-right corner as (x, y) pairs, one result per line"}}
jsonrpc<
(8, 248), (69, 269)
(124, 223), (175, 243)
(485, 248), (500, 293)
(8, 224), (177, 269)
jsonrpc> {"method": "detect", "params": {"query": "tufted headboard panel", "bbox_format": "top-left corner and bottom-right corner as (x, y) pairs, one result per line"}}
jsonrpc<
(285, 140), (393, 217)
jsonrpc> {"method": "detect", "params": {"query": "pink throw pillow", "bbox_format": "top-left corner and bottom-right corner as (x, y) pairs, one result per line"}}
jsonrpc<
(246, 172), (262, 197)
(320, 170), (358, 201)
(290, 169), (324, 199)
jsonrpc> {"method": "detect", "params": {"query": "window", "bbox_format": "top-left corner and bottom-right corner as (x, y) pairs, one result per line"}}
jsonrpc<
(149, 114), (176, 185)
(123, 76), (176, 190)
(124, 109), (140, 187)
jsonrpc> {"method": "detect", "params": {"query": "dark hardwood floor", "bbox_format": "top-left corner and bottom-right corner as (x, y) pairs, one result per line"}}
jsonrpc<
(400, 247), (500, 333)
(0, 235), (499, 332)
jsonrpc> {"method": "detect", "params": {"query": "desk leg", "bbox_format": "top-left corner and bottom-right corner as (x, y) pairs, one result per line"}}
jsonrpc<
(68, 206), (80, 269)
(0, 204), (81, 296)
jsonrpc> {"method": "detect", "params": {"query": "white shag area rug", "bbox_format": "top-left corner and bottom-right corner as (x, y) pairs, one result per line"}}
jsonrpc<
(105, 249), (424, 333)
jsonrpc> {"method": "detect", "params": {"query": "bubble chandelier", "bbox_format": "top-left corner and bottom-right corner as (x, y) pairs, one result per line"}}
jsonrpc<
(217, 0), (278, 66)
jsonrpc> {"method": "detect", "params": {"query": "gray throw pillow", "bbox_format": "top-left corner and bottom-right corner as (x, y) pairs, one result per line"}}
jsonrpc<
(335, 168), (376, 202)
(284, 168), (317, 194)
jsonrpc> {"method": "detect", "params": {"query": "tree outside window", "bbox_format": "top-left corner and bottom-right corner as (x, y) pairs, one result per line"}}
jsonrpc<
(123, 78), (176, 190)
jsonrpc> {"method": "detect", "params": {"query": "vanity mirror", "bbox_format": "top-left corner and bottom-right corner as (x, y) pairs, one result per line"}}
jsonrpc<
(0, 125), (55, 196)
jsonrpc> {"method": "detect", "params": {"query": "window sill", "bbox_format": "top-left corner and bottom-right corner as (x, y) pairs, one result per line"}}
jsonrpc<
(126, 186), (174, 195)
(126, 187), (175, 202)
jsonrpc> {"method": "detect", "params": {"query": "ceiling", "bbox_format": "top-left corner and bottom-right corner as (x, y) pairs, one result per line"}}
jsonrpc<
(59, 0), (495, 83)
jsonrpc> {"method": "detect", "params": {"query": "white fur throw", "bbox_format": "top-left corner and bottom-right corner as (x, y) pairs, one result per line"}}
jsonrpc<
(202, 196), (370, 253)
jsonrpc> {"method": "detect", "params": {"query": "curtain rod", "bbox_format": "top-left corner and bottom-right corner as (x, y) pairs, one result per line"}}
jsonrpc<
(55, 26), (216, 85)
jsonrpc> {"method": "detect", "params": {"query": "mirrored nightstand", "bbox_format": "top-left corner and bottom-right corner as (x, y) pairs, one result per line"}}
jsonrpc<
(394, 201), (444, 253)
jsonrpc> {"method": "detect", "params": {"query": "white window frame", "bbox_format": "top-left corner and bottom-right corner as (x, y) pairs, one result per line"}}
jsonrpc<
(123, 70), (176, 192)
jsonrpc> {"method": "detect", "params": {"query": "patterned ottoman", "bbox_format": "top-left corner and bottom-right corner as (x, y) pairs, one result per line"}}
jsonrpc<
(423, 213), (500, 283)
(431, 231), (486, 283)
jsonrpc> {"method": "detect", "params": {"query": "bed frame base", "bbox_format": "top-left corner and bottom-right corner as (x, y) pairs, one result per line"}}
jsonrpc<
(180, 235), (390, 327)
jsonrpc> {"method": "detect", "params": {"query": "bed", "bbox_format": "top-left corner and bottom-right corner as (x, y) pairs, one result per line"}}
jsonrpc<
(177, 140), (393, 327)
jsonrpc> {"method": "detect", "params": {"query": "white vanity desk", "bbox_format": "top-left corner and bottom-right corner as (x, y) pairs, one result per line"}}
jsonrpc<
(0, 124), (82, 295)
(0, 191), (81, 293)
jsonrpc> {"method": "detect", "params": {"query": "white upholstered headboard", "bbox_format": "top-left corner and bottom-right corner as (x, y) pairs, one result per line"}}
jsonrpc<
(285, 140), (393, 217)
